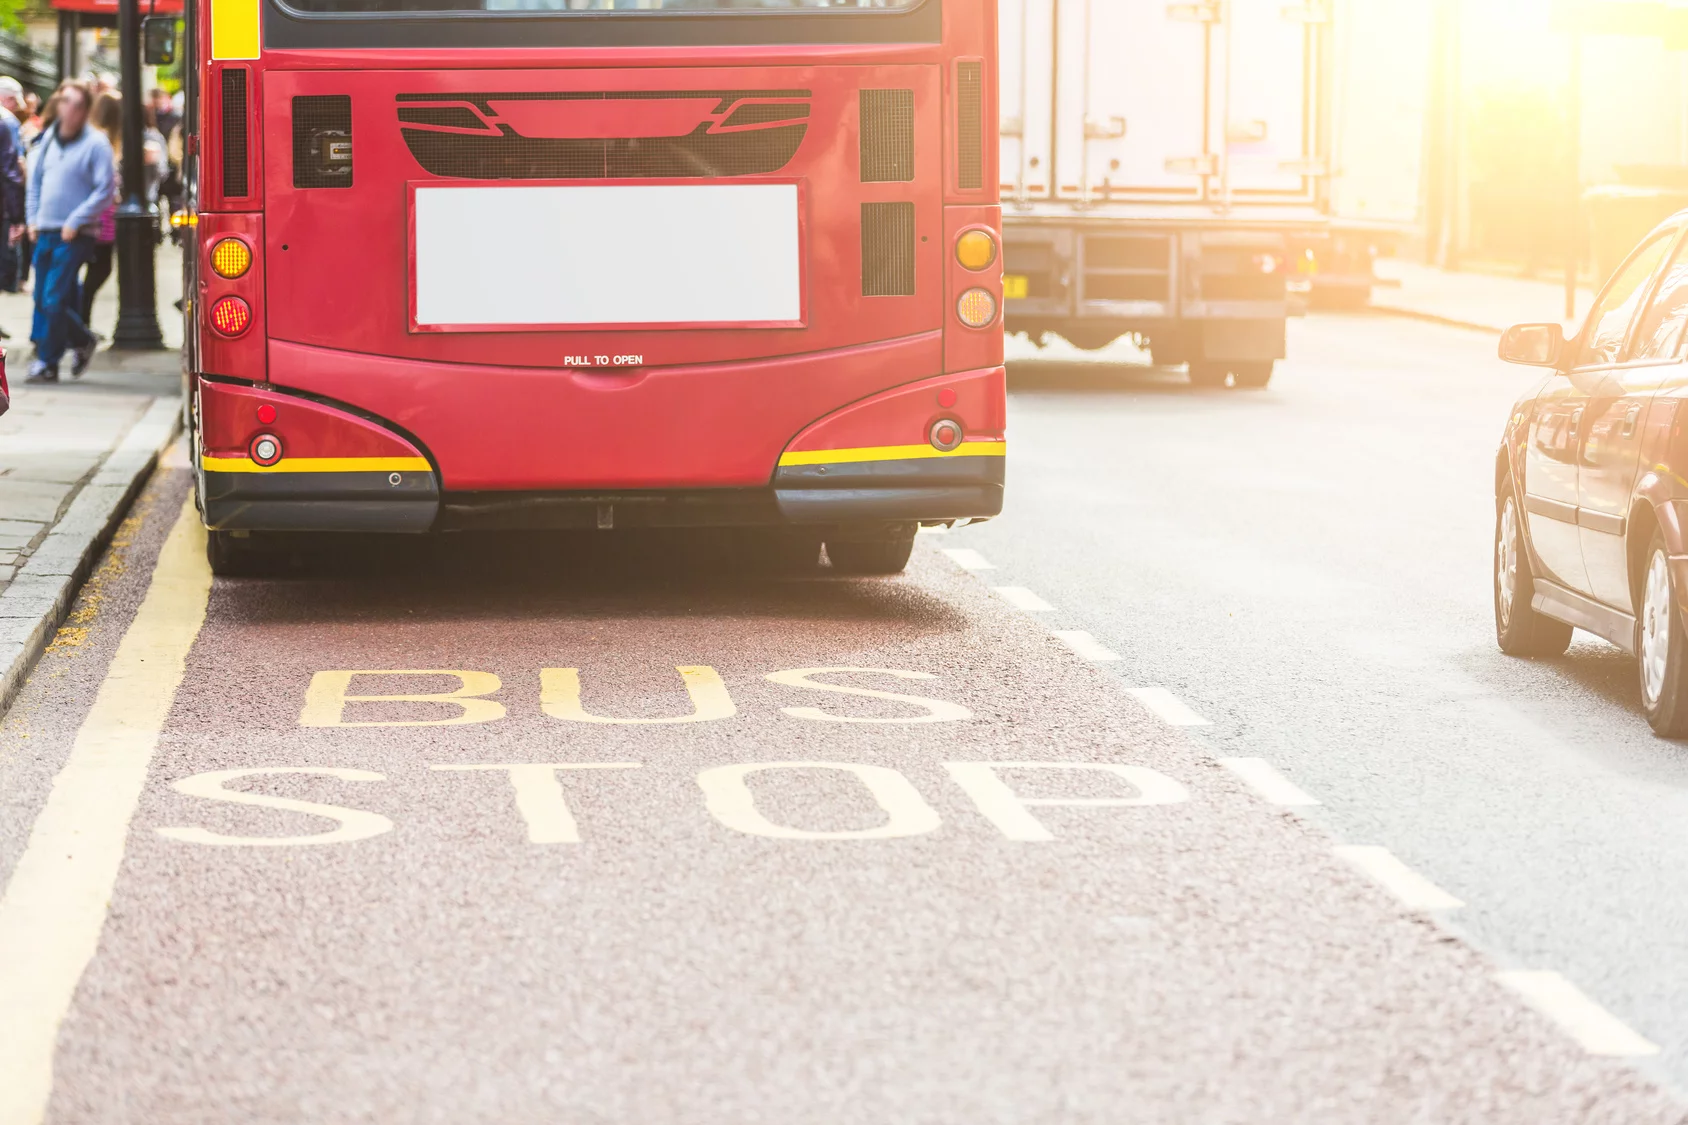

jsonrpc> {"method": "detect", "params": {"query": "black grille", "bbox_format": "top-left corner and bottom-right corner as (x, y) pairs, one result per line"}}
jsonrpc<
(293, 95), (353, 189)
(956, 61), (982, 190)
(862, 202), (915, 297)
(220, 69), (248, 198)
(396, 91), (809, 180)
(859, 89), (914, 183)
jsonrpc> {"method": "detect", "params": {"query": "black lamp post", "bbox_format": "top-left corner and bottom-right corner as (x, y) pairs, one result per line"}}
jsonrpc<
(113, 0), (164, 349)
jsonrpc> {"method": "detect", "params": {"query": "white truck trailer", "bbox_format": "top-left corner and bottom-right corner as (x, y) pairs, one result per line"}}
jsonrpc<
(999, 0), (1426, 388)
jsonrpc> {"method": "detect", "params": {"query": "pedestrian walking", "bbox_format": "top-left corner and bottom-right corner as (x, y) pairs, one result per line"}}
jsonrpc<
(0, 77), (28, 297)
(24, 82), (112, 384)
(79, 93), (120, 340)
(19, 90), (60, 290)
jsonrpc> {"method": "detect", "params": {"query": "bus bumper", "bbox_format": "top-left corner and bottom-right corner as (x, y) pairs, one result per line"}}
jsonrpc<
(196, 362), (1005, 533)
(771, 367), (1005, 524)
(195, 379), (440, 533)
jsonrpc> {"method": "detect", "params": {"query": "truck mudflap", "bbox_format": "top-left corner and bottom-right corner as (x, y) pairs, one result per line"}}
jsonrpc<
(772, 367), (1006, 523)
(196, 379), (440, 532)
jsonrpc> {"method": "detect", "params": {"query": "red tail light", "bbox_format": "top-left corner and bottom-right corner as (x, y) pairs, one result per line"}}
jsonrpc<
(211, 296), (252, 337)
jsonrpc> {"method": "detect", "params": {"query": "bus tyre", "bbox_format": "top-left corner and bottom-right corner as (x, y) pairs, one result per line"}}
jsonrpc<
(1231, 361), (1274, 389)
(1493, 486), (1572, 657)
(826, 524), (917, 576)
(206, 530), (273, 578)
(207, 530), (247, 577)
(749, 530), (822, 574)
(1188, 362), (1228, 388)
(1638, 531), (1688, 737)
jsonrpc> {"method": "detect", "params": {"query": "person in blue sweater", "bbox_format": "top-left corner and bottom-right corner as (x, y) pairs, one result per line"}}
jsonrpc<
(24, 82), (112, 383)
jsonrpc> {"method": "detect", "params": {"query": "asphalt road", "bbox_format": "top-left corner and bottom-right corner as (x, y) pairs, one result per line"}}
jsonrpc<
(1, 314), (1686, 1122)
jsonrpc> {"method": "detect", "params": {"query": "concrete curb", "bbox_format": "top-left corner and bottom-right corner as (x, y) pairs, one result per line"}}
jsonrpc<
(0, 397), (182, 718)
(1366, 304), (1507, 336)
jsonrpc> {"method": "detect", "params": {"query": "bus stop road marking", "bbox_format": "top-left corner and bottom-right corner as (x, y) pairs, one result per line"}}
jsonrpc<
(0, 497), (211, 1125)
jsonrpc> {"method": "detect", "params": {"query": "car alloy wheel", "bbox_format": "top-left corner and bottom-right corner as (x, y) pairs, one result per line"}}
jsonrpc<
(1496, 495), (1519, 630)
(1640, 548), (1673, 706)
(1492, 476), (1570, 658)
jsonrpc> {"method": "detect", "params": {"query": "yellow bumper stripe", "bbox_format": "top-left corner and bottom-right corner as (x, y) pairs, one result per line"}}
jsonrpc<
(778, 441), (1005, 467)
(202, 456), (432, 474)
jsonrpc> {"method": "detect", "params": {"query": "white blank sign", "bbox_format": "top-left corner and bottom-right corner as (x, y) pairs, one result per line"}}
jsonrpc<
(413, 183), (802, 328)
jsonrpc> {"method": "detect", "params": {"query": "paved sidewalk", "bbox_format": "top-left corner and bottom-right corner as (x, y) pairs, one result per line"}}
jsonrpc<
(0, 243), (184, 714)
(1372, 258), (1596, 335)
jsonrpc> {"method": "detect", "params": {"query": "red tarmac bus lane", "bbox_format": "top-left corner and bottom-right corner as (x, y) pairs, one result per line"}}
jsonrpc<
(0, 466), (1683, 1124)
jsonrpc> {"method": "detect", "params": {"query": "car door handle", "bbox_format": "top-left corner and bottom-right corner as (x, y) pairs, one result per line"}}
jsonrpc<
(1623, 404), (1644, 438)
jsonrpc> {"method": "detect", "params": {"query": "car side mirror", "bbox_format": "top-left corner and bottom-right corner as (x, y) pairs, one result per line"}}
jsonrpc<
(143, 17), (177, 67)
(1499, 322), (1567, 368)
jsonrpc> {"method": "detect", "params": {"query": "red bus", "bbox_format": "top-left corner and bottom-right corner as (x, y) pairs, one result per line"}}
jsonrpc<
(182, 0), (1004, 576)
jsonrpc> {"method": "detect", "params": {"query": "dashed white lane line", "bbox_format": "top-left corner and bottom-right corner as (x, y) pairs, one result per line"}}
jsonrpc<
(1127, 686), (1210, 726)
(1496, 970), (1660, 1057)
(1333, 845), (1464, 911)
(1218, 758), (1320, 806)
(1054, 630), (1120, 662)
(942, 547), (996, 571)
(992, 586), (1055, 612)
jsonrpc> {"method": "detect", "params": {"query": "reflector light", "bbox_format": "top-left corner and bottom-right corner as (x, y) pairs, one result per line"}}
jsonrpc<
(930, 418), (964, 452)
(210, 296), (252, 336)
(211, 238), (252, 278)
(956, 229), (997, 271)
(256, 404), (277, 424)
(956, 287), (997, 329)
(250, 433), (282, 466)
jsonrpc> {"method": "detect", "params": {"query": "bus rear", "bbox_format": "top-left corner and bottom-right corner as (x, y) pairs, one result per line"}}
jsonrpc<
(185, 0), (1004, 575)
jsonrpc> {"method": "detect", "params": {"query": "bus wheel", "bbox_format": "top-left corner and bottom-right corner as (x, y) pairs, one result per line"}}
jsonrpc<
(826, 524), (916, 576)
(1231, 361), (1275, 389)
(206, 530), (267, 577)
(747, 530), (823, 574)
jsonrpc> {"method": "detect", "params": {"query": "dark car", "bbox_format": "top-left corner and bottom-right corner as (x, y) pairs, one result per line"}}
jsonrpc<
(1495, 212), (1688, 734)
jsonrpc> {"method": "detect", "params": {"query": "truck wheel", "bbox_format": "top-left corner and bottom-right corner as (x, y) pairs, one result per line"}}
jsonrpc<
(826, 524), (917, 575)
(1231, 361), (1274, 389)
(1060, 328), (1123, 351)
(1637, 531), (1688, 737)
(1493, 488), (1572, 657)
(1187, 362), (1228, 388)
(1146, 341), (1185, 368)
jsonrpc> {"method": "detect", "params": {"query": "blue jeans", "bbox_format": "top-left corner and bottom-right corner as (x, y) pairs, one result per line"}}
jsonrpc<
(30, 231), (94, 369)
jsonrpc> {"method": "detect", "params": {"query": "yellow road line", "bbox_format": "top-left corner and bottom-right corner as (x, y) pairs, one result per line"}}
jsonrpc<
(777, 441), (1005, 467)
(0, 497), (212, 1125)
(202, 456), (431, 474)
